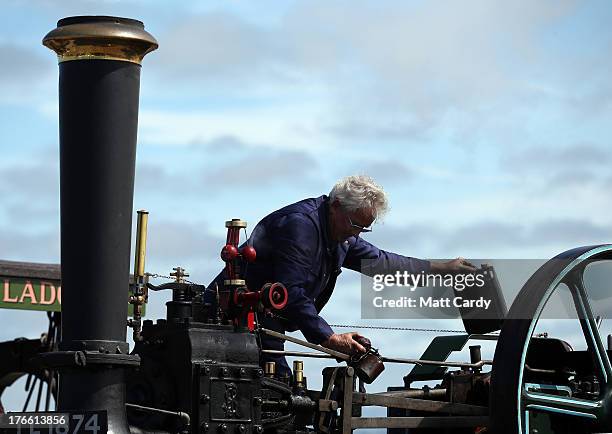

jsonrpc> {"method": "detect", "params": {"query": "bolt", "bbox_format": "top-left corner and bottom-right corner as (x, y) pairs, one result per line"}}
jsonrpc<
(203, 366), (210, 376)
(253, 397), (262, 406)
(254, 426), (263, 434)
(200, 422), (209, 432)
(218, 423), (228, 432)
(256, 369), (264, 378)
(200, 394), (210, 404)
(237, 425), (245, 433)
(239, 368), (246, 377)
(220, 367), (229, 377)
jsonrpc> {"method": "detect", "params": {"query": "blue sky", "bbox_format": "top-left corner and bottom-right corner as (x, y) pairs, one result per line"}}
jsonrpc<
(1, 0), (612, 412)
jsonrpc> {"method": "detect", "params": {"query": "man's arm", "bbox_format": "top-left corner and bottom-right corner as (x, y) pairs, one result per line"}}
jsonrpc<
(342, 236), (431, 275)
(343, 237), (476, 275)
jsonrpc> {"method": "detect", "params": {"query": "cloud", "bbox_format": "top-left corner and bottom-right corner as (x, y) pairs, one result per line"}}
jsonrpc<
(366, 218), (612, 257)
(0, 163), (59, 198)
(324, 117), (434, 142)
(444, 219), (612, 252)
(349, 159), (414, 184)
(201, 148), (318, 188)
(135, 136), (322, 196)
(147, 220), (220, 262)
(144, 0), (588, 142)
(498, 143), (612, 193)
(202, 135), (248, 152)
(135, 162), (196, 195)
(501, 143), (610, 172)
(0, 150), (60, 215)
(3, 201), (59, 228)
(138, 107), (325, 151)
(151, 11), (280, 84)
(0, 43), (49, 80)
(365, 223), (436, 257)
(0, 43), (55, 105)
(0, 230), (59, 263)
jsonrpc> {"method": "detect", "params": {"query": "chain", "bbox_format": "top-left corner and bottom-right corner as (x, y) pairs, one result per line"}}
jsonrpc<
(145, 272), (198, 285)
(268, 313), (486, 335)
(142, 275), (496, 336)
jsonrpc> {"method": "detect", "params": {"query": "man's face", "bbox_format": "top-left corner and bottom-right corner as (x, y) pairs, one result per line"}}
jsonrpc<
(330, 201), (375, 242)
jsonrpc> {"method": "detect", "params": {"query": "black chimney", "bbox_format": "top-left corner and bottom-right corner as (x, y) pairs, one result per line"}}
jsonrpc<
(42, 16), (157, 434)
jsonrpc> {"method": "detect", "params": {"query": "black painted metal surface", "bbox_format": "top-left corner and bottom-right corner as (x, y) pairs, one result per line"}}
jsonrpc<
(42, 15), (157, 434)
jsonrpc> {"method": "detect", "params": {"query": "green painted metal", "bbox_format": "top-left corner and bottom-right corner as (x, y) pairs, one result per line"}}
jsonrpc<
(0, 277), (61, 312)
(0, 260), (141, 315)
(404, 334), (471, 382)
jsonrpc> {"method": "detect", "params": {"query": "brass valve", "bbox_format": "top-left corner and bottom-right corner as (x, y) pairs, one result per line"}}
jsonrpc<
(170, 267), (189, 283)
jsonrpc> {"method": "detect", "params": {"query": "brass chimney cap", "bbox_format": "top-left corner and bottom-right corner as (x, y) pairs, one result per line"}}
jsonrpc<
(43, 16), (158, 65)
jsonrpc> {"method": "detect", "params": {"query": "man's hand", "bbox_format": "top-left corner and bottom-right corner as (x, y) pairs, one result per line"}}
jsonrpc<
(321, 332), (368, 355)
(430, 257), (477, 274)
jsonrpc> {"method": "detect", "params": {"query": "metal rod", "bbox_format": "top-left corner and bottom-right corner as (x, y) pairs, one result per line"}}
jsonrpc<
(376, 389), (447, 399)
(351, 416), (489, 429)
(35, 374), (44, 411)
(125, 403), (190, 427)
(24, 373), (32, 391)
(45, 371), (53, 411)
(352, 393), (488, 416)
(382, 356), (492, 369)
(259, 328), (350, 360)
(262, 348), (492, 369)
(23, 376), (37, 411)
(262, 350), (335, 359)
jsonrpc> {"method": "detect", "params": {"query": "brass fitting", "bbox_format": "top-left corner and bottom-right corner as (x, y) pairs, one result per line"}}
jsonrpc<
(134, 210), (149, 281)
(171, 267), (189, 283)
(293, 360), (304, 386)
(43, 16), (158, 64)
(225, 219), (247, 228)
(264, 362), (276, 378)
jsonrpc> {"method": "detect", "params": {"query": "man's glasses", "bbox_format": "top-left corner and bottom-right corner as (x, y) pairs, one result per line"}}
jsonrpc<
(348, 215), (372, 233)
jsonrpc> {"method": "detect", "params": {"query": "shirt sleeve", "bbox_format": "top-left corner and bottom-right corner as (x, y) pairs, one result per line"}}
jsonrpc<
(342, 236), (431, 276)
(270, 214), (334, 344)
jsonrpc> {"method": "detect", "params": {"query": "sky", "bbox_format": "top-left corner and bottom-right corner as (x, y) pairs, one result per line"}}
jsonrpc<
(1, 0), (612, 418)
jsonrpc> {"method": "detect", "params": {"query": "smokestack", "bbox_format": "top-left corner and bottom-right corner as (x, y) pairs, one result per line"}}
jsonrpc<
(43, 16), (157, 433)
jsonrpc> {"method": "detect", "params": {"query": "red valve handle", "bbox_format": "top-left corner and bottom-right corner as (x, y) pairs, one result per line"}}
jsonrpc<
(241, 245), (257, 263)
(221, 244), (239, 262)
(263, 282), (288, 310)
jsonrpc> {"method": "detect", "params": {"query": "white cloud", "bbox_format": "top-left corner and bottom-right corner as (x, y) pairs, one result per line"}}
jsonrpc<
(139, 105), (332, 150)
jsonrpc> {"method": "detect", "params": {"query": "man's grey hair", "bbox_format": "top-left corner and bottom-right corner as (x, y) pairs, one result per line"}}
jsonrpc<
(329, 175), (389, 220)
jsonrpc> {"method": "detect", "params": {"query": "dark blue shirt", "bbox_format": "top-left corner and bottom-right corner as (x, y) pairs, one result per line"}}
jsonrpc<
(210, 195), (431, 344)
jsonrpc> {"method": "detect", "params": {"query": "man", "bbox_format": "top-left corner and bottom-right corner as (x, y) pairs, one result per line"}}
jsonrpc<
(209, 175), (475, 376)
